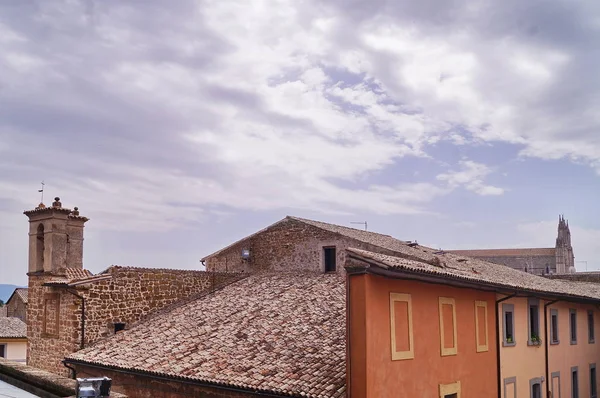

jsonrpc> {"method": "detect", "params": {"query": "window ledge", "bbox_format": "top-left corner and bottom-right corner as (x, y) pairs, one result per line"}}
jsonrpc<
(570, 340), (578, 345)
(550, 340), (560, 345)
(502, 341), (516, 347)
(527, 340), (543, 347)
(590, 339), (596, 344)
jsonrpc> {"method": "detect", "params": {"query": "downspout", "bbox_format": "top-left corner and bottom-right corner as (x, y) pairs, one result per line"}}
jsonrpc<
(346, 273), (352, 398)
(496, 293), (517, 398)
(65, 289), (85, 350)
(62, 360), (77, 379)
(544, 299), (559, 397)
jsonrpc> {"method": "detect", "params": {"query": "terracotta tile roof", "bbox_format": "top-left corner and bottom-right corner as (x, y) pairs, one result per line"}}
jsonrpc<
(65, 268), (93, 280)
(6, 288), (28, 306)
(0, 317), (26, 338)
(15, 288), (27, 304)
(67, 272), (346, 398)
(448, 248), (556, 257)
(347, 248), (600, 301)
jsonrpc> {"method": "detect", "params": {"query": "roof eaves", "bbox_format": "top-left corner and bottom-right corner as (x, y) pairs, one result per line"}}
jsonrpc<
(346, 249), (600, 304)
(63, 358), (328, 398)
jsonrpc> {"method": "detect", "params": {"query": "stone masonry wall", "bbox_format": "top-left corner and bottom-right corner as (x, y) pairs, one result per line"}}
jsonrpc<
(28, 269), (241, 376)
(74, 364), (268, 398)
(6, 297), (26, 322)
(546, 272), (600, 283)
(205, 219), (401, 274)
(27, 274), (81, 377)
(463, 255), (556, 275)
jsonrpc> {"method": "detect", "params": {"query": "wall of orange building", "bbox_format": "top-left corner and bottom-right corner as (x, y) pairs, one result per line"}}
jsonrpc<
(348, 273), (498, 398)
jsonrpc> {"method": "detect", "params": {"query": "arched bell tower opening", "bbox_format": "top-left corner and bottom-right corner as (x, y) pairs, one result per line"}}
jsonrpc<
(35, 223), (45, 272)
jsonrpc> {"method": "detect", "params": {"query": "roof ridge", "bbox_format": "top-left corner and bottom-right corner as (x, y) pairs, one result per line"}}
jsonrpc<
(287, 215), (395, 238)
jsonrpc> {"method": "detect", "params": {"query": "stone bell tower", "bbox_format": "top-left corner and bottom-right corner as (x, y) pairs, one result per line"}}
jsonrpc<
(24, 197), (89, 374)
(23, 197), (89, 275)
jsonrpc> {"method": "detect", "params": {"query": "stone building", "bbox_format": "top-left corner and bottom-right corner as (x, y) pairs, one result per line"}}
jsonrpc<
(5, 288), (28, 322)
(201, 216), (432, 274)
(63, 216), (600, 398)
(449, 215), (575, 275)
(24, 197), (241, 376)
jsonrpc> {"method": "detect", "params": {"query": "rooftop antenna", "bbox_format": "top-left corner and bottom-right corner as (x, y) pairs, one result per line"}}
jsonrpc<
(576, 261), (588, 272)
(351, 221), (368, 231)
(38, 181), (45, 204)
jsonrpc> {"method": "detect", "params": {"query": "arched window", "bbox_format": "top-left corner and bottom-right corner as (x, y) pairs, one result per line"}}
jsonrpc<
(36, 223), (44, 271)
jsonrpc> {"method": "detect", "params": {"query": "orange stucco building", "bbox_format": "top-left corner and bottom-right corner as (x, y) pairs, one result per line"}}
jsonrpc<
(348, 273), (497, 397)
(346, 247), (600, 398)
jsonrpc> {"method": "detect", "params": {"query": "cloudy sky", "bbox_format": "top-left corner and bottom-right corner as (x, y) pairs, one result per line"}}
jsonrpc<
(1, 0), (600, 285)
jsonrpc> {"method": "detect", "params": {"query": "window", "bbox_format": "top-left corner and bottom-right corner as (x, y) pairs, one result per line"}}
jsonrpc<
(439, 297), (457, 356)
(503, 304), (516, 346)
(0, 344), (5, 358)
(323, 247), (336, 272)
(530, 378), (542, 398)
(551, 371), (561, 398)
(528, 298), (541, 345)
(390, 293), (414, 360)
(591, 364), (597, 398)
(551, 308), (560, 344)
(504, 377), (517, 398)
(589, 310), (595, 344)
(439, 381), (461, 398)
(114, 323), (126, 333)
(475, 301), (489, 352)
(571, 309), (578, 345)
(572, 366), (579, 398)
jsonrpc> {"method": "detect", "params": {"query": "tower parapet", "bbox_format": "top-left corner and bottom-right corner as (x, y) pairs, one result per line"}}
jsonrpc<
(23, 197), (89, 275)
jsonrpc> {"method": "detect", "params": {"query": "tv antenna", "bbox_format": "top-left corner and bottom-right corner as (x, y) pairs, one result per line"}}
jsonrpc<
(351, 221), (368, 231)
(576, 260), (588, 272)
(38, 181), (45, 204)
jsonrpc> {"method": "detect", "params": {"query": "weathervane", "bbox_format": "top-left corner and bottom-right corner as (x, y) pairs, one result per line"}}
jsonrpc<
(38, 181), (45, 204)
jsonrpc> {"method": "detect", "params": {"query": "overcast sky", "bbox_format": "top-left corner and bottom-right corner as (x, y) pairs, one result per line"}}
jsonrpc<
(1, 0), (600, 285)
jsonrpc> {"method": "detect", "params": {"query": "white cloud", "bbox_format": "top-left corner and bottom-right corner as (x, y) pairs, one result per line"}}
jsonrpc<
(436, 160), (504, 196)
(0, 0), (598, 235)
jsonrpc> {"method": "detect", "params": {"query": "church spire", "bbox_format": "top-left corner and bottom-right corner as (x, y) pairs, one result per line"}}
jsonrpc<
(555, 214), (575, 274)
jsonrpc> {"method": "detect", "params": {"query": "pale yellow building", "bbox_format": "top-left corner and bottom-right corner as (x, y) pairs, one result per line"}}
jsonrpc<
(0, 317), (27, 362)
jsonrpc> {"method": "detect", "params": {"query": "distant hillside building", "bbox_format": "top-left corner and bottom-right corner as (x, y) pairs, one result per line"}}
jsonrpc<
(5, 288), (28, 322)
(450, 215), (575, 275)
(0, 317), (27, 362)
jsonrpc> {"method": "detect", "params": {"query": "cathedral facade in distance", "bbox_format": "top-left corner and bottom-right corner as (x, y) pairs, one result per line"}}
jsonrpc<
(450, 215), (575, 275)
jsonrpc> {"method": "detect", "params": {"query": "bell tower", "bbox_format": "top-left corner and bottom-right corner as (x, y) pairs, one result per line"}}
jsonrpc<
(23, 197), (89, 275)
